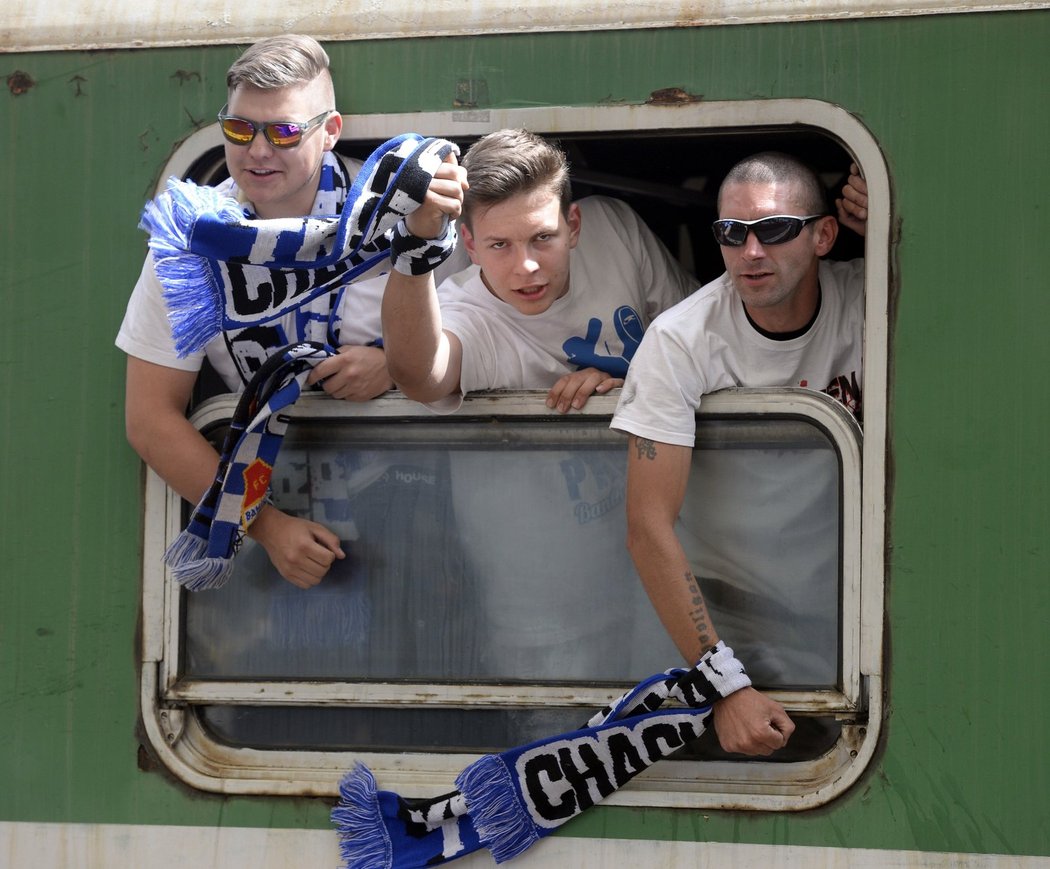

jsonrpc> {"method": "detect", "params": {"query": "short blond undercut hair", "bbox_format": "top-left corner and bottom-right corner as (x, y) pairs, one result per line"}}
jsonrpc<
(226, 34), (333, 100)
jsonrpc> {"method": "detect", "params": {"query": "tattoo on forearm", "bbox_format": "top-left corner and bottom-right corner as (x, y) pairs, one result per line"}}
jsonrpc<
(684, 571), (715, 652)
(635, 438), (658, 461)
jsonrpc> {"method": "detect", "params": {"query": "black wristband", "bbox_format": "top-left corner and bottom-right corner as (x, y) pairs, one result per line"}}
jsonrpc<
(390, 217), (458, 276)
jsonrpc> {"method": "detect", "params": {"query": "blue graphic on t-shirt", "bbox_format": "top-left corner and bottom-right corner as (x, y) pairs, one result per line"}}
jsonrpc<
(562, 305), (646, 378)
(558, 454), (626, 525)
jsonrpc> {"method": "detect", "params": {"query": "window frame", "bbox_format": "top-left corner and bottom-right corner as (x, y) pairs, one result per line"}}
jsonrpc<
(139, 98), (889, 810)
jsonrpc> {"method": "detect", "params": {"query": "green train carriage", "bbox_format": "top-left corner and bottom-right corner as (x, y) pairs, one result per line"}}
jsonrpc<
(2, 1), (1048, 865)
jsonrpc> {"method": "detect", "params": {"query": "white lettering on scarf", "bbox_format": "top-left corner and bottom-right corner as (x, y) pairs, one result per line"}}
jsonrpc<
(514, 712), (707, 829)
(245, 220), (295, 263)
(294, 218), (340, 263)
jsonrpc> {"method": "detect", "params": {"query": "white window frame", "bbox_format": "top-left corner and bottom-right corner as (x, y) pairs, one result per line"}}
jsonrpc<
(139, 98), (889, 810)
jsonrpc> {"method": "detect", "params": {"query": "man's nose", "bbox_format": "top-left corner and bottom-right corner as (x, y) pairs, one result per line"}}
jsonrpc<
(741, 230), (767, 257)
(514, 247), (540, 274)
(247, 130), (275, 158)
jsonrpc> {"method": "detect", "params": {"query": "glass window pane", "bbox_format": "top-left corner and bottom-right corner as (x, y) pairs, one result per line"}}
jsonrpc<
(184, 419), (681, 685)
(678, 418), (840, 689)
(185, 414), (841, 700)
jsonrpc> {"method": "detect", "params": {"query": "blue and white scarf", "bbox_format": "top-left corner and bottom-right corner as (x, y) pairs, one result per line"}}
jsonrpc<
(332, 643), (751, 867)
(217, 150), (353, 387)
(163, 341), (335, 590)
(140, 134), (458, 358)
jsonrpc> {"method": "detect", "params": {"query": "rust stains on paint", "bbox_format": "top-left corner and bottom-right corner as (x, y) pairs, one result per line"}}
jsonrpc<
(645, 87), (703, 105)
(6, 70), (35, 95)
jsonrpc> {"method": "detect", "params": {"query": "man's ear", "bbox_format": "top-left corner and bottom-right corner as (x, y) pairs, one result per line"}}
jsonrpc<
(460, 223), (480, 265)
(567, 202), (582, 248)
(322, 112), (343, 151)
(455, 222), (480, 263)
(814, 214), (839, 256)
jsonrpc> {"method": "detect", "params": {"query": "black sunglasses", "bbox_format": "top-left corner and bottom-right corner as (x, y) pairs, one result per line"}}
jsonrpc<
(712, 214), (826, 247)
(217, 104), (333, 149)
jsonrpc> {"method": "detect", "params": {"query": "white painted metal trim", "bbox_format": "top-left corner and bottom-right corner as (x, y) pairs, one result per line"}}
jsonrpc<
(164, 678), (855, 716)
(8, 821), (1050, 869)
(4, 0), (1048, 54)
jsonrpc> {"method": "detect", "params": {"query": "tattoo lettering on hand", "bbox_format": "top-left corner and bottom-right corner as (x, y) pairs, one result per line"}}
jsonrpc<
(635, 438), (658, 461)
(684, 571), (714, 652)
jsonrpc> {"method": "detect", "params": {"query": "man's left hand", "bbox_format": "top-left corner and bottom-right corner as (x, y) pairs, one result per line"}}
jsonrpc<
(306, 344), (393, 401)
(546, 367), (623, 413)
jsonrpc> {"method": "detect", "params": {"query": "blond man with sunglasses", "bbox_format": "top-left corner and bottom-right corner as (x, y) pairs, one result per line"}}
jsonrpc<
(611, 152), (868, 757)
(117, 35), (424, 589)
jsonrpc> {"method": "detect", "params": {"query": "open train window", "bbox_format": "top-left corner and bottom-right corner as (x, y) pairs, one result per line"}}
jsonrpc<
(140, 100), (888, 810)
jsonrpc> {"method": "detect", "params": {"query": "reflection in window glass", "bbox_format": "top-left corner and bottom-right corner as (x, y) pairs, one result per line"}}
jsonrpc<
(678, 419), (841, 689)
(184, 414), (842, 752)
(185, 419), (680, 684)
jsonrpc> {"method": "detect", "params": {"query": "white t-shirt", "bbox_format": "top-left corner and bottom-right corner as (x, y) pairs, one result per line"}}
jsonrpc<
(611, 258), (864, 685)
(434, 195), (698, 402)
(612, 257), (864, 446)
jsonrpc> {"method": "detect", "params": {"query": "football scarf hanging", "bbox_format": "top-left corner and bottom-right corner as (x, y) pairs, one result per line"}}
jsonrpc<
(140, 133), (459, 358)
(209, 150), (351, 386)
(332, 642), (751, 867)
(163, 341), (335, 591)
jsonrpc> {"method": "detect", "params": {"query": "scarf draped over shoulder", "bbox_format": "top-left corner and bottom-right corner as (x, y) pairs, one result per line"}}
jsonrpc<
(139, 134), (458, 357)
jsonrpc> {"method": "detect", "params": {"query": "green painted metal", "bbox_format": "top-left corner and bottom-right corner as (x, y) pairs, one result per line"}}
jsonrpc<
(1, 9), (1048, 859)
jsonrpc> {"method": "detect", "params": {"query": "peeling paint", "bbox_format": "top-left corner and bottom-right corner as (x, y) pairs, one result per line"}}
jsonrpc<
(454, 78), (489, 109)
(6, 70), (34, 95)
(646, 86), (703, 105)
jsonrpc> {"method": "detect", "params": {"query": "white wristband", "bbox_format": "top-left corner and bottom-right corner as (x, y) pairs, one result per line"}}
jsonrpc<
(671, 641), (752, 707)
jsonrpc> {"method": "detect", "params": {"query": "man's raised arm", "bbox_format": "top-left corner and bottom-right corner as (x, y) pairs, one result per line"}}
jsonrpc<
(381, 155), (467, 403)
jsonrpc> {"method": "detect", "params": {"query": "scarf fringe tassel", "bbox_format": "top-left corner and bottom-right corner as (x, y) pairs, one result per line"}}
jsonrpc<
(456, 754), (538, 864)
(162, 530), (235, 591)
(332, 764), (394, 869)
(139, 179), (242, 357)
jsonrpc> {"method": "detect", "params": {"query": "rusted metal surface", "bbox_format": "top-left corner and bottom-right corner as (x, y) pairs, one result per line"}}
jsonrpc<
(5, 70), (34, 94)
(3, 0), (1048, 53)
(646, 86), (704, 105)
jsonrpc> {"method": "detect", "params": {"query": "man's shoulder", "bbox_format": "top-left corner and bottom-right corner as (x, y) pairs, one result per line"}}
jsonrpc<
(575, 194), (642, 228)
(436, 264), (486, 301)
(340, 153), (365, 180)
(570, 195), (667, 280)
(820, 257), (865, 293)
(435, 266), (503, 333)
(649, 272), (732, 332)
